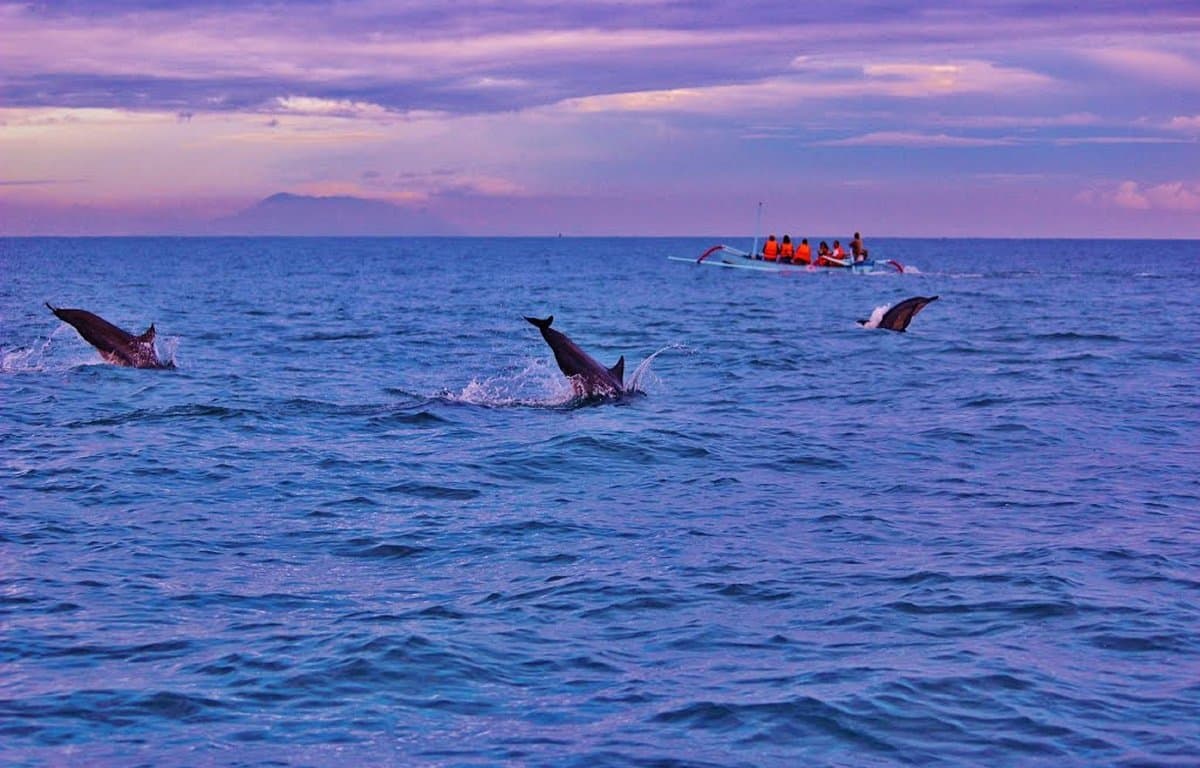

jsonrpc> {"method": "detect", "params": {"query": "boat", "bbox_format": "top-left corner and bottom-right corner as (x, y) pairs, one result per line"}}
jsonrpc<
(668, 203), (904, 274)
(668, 244), (905, 274)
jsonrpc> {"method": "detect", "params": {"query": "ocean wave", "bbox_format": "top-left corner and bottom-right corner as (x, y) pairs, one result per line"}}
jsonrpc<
(4, 237), (1198, 765)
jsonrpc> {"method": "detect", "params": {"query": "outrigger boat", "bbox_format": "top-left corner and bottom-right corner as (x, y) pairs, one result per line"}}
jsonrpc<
(667, 202), (905, 274)
(668, 243), (905, 274)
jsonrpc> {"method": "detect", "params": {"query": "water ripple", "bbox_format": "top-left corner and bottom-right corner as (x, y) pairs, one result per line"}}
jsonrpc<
(2, 237), (1197, 766)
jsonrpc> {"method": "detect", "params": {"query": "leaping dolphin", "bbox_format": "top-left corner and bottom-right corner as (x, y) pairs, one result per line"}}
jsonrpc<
(524, 315), (625, 397)
(46, 303), (174, 369)
(858, 295), (939, 332)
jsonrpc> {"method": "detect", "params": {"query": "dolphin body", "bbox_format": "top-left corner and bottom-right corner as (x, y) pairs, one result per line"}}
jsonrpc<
(859, 295), (939, 332)
(46, 303), (174, 369)
(524, 315), (625, 397)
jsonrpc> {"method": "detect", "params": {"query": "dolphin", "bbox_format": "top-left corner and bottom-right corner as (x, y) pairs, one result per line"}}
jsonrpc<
(524, 315), (625, 397)
(46, 303), (174, 369)
(858, 295), (939, 332)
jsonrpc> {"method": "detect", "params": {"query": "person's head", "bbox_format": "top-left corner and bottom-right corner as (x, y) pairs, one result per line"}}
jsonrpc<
(854, 232), (860, 239)
(833, 240), (840, 246)
(801, 238), (808, 245)
(782, 235), (791, 243)
(768, 234), (776, 240)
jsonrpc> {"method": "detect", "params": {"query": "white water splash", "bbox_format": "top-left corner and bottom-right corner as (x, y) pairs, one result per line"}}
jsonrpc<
(442, 344), (684, 407)
(445, 358), (577, 407)
(159, 336), (181, 368)
(1, 325), (74, 372)
(626, 343), (687, 393)
(859, 305), (890, 330)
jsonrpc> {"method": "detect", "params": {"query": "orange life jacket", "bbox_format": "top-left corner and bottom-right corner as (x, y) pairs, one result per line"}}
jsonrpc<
(780, 241), (795, 258)
(795, 243), (811, 264)
(763, 238), (779, 260)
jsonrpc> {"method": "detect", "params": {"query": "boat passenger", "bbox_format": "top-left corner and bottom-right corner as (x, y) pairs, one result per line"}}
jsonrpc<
(762, 234), (780, 261)
(851, 232), (869, 263)
(794, 238), (812, 265)
(779, 235), (794, 262)
(817, 241), (831, 266)
(831, 240), (845, 262)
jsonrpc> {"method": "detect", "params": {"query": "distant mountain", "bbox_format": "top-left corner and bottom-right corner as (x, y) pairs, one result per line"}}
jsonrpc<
(210, 193), (456, 235)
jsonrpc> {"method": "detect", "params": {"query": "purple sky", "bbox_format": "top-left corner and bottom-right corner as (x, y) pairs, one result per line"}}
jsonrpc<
(2, 1), (1199, 236)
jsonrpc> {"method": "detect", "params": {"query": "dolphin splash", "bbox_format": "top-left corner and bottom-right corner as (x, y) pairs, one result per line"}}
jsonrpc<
(524, 315), (626, 398)
(46, 303), (175, 369)
(858, 295), (939, 333)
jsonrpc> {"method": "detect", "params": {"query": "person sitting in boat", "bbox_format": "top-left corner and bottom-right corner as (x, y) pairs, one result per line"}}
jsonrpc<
(850, 232), (869, 263)
(794, 238), (812, 265)
(762, 234), (780, 261)
(816, 240), (832, 266)
(831, 240), (846, 262)
(779, 235), (794, 262)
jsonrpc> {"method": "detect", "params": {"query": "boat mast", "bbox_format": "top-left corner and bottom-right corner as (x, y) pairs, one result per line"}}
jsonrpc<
(751, 201), (763, 257)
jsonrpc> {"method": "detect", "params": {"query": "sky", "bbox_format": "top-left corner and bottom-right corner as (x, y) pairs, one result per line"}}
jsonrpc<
(1, 0), (1199, 237)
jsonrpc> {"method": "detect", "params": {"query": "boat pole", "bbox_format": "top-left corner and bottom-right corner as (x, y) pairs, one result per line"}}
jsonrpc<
(751, 201), (763, 258)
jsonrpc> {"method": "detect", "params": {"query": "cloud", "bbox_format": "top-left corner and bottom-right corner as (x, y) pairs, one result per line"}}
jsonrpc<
(816, 131), (1016, 148)
(858, 61), (1051, 96)
(0, 178), (85, 186)
(1166, 115), (1200, 132)
(931, 112), (1101, 129)
(0, 3), (1085, 119)
(362, 167), (526, 198)
(559, 59), (1053, 115)
(1053, 136), (1189, 146)
(273, 96), (394, 119)
(1079, 47), (1200, 89)
(1143, 182), (1200, 211)
(0, 107), (167, 128)
(1080, 180), (1200, 212)
(1112, 181), (1151, 210)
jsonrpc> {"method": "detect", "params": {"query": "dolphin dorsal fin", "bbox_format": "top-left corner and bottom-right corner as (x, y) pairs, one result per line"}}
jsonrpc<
(609, 355), (625, 383)
(138, 324), (156, 343)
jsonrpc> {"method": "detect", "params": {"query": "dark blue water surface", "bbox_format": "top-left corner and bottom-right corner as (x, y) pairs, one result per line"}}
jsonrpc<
(2, 237), (1198, 767)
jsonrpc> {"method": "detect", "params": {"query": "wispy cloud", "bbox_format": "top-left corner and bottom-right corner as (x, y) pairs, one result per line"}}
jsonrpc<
(559, 60), (1053, 116)
(816, 131), (1017, 148)
(1079, 47), (1200, 89)
(1079, 180), (1200, 212)
(1053, 136), (1191, 146)
(930, 112), (1101, 129)
(273, 96), (395, 119)
(0, 178), (85, 186)
(0, 107), (168, 128)
(360, 167), (527, 199)
(1165, 115), (1200, 132)
(858, 61), (1052, 96)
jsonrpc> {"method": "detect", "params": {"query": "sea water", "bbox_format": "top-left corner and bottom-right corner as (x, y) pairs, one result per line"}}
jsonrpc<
(1, 237), (1198, 766)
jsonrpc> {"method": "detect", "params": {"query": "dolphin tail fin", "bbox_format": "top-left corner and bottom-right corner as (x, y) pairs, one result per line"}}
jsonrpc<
(609, 355), (625, 384)
(45, 302), (62, 317)
(524, 315), (553, 330)
(138, 324), (156, 343)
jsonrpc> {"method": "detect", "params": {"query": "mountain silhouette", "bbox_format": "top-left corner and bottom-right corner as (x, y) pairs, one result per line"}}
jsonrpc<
(211, 193), (456, 235)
